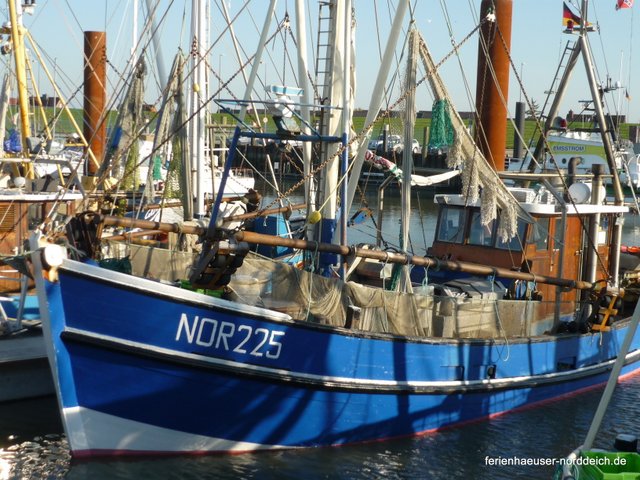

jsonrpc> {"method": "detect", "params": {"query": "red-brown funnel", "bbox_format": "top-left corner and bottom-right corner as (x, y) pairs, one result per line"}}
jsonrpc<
(475, 0), (512, 171)
(83, 31), (107, 176)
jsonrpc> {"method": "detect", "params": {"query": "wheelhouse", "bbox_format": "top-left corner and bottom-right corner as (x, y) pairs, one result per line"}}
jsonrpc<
(428, 188), (627, 320)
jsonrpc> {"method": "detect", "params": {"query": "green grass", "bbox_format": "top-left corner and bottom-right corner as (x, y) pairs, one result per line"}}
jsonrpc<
(31, 107), (639, 151)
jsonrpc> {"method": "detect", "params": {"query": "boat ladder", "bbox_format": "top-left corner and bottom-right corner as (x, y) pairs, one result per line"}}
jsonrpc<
(591, 292), (624, 332)
(313, 1), (336, 105)
(540, 40), (577, 122)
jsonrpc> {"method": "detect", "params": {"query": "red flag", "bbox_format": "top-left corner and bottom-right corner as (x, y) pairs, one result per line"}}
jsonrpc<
(616, 0), (634, 9)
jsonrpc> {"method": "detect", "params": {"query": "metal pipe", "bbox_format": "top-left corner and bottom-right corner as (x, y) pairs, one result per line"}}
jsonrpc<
(104, 230), (164, 242)
(237, 0), (277, 123)
(542, 179), (568, 327)
(83, 31), (107, 176)
(376, 175), (395, 247)
(513, 101), (525, 160)
(143, 0), (168, 86)
(475, 0), (512, 171)
(223, 203), (306, 222)
(529, 41), (581, 171)
(585, 164), (604, 284)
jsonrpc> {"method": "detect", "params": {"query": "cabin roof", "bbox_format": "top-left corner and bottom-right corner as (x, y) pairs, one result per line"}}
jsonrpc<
(434, 190), (629, 216)
(0, 192), (84, 202)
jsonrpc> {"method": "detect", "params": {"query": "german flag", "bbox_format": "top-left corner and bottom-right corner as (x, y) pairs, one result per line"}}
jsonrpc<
(562, 2), (594, 31)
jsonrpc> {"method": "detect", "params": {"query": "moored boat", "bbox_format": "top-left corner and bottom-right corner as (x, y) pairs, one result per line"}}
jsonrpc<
(29, 0), (640, 458)
(0, 0), (85, 402)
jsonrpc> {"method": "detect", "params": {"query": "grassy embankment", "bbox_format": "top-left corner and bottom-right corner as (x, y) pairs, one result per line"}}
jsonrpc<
(33, 107), (638, 151)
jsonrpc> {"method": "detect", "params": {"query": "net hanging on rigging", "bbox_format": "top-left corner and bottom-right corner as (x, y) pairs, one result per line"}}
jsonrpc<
(428, 99), (454, 149)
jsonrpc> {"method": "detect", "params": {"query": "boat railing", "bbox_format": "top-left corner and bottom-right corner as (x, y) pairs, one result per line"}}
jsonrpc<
(0, 156), (85, 196)
(215, 98), (343, 144)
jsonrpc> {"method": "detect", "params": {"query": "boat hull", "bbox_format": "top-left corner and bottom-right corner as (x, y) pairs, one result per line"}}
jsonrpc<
(38, 260), (640, 457)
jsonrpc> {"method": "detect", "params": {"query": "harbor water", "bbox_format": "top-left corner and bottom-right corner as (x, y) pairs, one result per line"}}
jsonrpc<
(4, 377), (640, 478)
(5, 187), (640, 479)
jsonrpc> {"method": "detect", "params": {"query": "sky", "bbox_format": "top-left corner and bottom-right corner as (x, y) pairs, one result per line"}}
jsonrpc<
(2, 0), (639, 125)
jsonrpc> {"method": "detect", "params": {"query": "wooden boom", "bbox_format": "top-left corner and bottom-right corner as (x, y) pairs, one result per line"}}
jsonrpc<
(99, 214), (594, 291)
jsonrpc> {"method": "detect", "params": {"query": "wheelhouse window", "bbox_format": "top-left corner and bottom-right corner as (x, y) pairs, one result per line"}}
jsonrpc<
(435, 204), (526, 251)
(28, 204), (43, 230)
(551, 218), (562, 250)
(468, 211), (495, 246)
(435, 205), (465, 243)
(530, 217), (550, 251)
(598, 215), (610, 245)
(496, 216), (527, 251)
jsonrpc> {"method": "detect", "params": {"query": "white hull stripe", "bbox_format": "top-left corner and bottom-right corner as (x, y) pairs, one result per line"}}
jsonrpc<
(62, 406), (280, 455)
(62, 326), (640, 394)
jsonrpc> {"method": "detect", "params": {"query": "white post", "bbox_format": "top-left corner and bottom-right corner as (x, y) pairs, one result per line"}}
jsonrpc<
(345, 0), (409, 214)
(143, 0), (168, 86)
(238, 0), (278, 123)
(583, 299), (640, 449)
(294, 0), (315, 209)
(338, 0), (352, 259)
(189, 0), (208, 217)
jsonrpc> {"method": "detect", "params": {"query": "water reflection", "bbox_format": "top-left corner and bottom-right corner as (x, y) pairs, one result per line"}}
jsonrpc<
(2, 376), (640, 479)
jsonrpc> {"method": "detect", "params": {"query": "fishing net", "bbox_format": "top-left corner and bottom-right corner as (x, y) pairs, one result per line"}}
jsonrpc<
(428, 99), (454, 149)
(417, 32), (528, 239)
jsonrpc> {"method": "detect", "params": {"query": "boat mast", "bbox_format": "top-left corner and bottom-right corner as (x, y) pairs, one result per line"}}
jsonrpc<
(83, 31), (107, 178)
(529, 0), (624, 286)
(294, 0), (314, 214)
(529, 46), (581, 169)
(577, 0), (624, 287)
(132, 0), (138, 65)
(189, 0), (208, 217)
(218, 1), (262, 131)
(143, 0), (168, 86)
(344, 0), (409, 214)
(338, 0), (352, 278)
(397, 27), (418, 292)
(7, 0), (33, 178)
(237, 0), (277, 124)
(315, 0), (351, 276)
(579, 1), (624, 205)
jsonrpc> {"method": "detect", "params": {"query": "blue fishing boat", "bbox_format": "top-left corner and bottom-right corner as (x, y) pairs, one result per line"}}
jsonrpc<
(28, 255), (640, 456)
(30, 0), (640, 457)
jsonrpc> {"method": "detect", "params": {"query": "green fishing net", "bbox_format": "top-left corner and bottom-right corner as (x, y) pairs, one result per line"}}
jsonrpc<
(428, 99), (454, 149)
